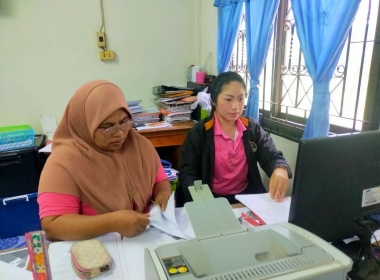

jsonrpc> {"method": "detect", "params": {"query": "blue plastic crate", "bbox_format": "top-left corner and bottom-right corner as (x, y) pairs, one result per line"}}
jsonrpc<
(0, 125), (35, 152)
(0, 193), (41, 238)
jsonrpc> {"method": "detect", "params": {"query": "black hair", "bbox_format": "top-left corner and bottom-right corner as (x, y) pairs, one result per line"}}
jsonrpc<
(210, 72), (247, 114)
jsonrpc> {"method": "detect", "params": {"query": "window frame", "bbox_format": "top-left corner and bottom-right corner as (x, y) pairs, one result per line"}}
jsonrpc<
(238, 0), (380, 142)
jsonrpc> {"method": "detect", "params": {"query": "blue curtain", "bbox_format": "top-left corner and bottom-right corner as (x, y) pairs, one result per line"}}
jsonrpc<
(214, 0), (244, 73)
(291, 0), (362, 138)
(245, 0), (280, 121)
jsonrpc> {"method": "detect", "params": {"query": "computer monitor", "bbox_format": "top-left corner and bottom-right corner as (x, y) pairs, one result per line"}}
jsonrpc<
(288, 130), (380, 242)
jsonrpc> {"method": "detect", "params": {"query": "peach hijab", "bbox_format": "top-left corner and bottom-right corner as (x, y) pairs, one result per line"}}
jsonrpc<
(38, 80), (159, 214)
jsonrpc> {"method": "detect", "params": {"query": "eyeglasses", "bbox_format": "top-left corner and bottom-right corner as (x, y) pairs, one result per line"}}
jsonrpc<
(96, 120), (134, 137)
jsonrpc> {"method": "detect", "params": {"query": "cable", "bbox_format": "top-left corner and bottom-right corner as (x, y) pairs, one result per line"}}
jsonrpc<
(355, 219), (380, 279)
(99, 0), (107, 51)
(99, 0), (106, 33)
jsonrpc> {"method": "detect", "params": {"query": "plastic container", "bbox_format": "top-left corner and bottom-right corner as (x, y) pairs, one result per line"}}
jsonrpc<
(0, 135), (46, 198)
(170, 178), (178, 192)
(200, 108), (211, 120)
(191, 66), (201, 82)
(0, 125), (35, 152)
(0, 192), (41, 238)
(196, 71), (206, 83)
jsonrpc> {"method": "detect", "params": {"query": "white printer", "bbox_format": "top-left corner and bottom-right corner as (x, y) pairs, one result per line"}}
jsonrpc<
(145, 183), (352, 280)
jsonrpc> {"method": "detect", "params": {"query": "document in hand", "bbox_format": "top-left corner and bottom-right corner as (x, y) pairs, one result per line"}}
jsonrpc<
(235, 193), (291, 225)
(149, 192), (195, 239)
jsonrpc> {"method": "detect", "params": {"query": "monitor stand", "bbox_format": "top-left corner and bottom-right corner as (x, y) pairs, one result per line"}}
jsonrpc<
(349, 219), (380, 279)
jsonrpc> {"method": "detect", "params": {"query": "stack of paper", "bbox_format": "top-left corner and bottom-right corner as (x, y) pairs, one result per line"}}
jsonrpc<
(154, 88), (197, 123)
(155, 90), (193, 101)
(149, 192), (195, 239)
(235, 193), (291, 225)
(132, 107), (161, 124)
(127, 100), (144, 114)
(159, 108), (193, 123)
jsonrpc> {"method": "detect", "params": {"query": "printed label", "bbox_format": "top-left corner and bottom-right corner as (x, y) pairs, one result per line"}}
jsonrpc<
(362, 186), (380, 207)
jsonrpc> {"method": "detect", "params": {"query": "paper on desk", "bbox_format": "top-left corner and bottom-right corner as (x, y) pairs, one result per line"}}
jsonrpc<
(175, 207), (195, 238)
(149, 192), (194, 239)
(38, 143), (52, 153)
(235, 193), (291, 224)
(122, 227), (178, 280)
(49, 233), (127, 280)
(0, 248), (29, 270)
(136, 122), (172, 131)
(0, 261), (33, 280)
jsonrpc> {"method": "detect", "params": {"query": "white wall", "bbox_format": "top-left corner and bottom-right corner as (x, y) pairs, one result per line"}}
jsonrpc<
(196, 0), (218, 75)
(0, 0), (196, 133)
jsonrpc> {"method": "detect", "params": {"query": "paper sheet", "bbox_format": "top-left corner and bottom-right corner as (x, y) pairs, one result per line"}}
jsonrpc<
(39, 115), (57, 134)
(0, 261), (33, 280)
(175, 208), (195, 238)
(0, 248), (29, 270)
(38, 143), (52, 153)
(49, 233), (127, 280)
(235, 193), (291, 224)
(149, 193), (191, 239)
(122, 227), (178, 280)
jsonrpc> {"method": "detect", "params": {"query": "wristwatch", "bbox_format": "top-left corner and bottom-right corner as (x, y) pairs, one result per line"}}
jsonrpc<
(276, 165), (288, 173)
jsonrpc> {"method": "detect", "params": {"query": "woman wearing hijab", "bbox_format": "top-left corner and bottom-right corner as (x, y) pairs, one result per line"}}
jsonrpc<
(38, 80), (172, 241)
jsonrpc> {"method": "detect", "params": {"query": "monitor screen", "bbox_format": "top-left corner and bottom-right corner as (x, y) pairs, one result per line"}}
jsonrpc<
(288, 130), (380, 242)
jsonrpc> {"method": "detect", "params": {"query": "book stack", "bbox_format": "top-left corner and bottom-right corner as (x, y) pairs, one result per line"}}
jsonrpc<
(153, 85), (197, 123)
(127, 100), (144, 114)
(127, 101), (161, 125)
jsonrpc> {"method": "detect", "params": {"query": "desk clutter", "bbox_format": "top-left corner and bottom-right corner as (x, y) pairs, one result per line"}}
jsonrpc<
(45, 189), (354, 280)
(154, 85), (197, 124)
(2, 188), (373, 280)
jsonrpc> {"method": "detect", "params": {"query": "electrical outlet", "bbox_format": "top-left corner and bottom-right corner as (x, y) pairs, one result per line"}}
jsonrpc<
(97, 32), (106, 47)
(99, 51), (115, 61)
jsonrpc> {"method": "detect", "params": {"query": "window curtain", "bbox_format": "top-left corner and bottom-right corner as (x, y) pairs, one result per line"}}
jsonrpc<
(214, 0), (244, 74)
(291, 0), (362, 138)
(245, 0), (280, 121)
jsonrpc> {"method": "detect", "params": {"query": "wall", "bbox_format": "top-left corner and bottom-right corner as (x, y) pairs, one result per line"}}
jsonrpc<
(196, 0), (218, 75)
(0, 0), (196, 132)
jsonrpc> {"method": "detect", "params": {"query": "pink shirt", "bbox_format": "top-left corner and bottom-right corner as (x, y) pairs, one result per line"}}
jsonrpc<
(212, 114), (248, 195)
(38, 163), (168, 219)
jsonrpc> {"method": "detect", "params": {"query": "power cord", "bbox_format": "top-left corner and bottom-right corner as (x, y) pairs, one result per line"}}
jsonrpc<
(357, 219), (380, 256)
(99, 0), (107, 51)
(355, 218), (380, 279)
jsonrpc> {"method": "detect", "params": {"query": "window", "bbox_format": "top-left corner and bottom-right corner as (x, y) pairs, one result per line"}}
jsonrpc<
(229, 0), (380, 141)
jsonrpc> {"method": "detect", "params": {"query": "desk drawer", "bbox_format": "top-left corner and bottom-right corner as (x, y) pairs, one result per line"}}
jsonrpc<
(147, 134), (185, 147)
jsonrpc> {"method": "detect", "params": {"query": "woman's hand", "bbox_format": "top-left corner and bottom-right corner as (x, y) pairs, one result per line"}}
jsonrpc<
(153, 180), (172, 211)
(154, 191), (171, 211)
(269, 167), (290, 202)
(111, 210), (150, 238)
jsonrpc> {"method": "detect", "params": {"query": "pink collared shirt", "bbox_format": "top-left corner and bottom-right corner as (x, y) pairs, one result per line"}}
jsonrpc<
(38, 163), (168, 219)
(212, 113), (248, 195)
